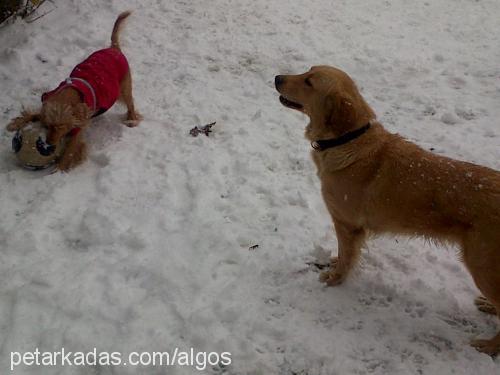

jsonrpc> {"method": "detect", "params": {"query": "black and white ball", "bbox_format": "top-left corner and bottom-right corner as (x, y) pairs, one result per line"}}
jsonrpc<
(12, 122), (65, 170)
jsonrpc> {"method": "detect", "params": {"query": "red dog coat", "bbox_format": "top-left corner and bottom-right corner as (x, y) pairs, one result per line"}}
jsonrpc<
(42, 48), (129, 116)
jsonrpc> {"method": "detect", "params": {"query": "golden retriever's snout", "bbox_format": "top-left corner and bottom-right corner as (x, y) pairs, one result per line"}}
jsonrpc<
(275, 75), (285, 89)
(275, 74), (304, 111)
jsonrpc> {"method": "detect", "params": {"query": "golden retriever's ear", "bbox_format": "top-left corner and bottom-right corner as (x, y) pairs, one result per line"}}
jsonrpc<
(6, 110), (41, 132)
(72, 103), (92, 128)
(41, 102), (90, 128)
(325, 94), (358, 135)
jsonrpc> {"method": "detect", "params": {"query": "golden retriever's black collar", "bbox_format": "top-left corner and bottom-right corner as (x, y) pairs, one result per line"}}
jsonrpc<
(311, 123), (371, 151)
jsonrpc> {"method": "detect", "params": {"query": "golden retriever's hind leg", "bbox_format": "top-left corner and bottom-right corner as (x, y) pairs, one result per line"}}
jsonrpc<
(320, 220), (365, 286)
(463, 238), (500, 356)
(475, 296), (497, 315)
(119, 71), (142, 127)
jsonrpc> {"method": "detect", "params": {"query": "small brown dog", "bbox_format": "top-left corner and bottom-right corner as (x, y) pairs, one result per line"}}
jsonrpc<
(275, 66), (500, 355)
(6, 11), (141, 171)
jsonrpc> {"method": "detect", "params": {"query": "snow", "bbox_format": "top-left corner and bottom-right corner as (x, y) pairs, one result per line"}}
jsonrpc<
(1, 0), (499, 374)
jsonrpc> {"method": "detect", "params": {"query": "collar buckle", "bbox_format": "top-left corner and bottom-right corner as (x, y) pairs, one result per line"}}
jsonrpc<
(311, 141), (322, 151)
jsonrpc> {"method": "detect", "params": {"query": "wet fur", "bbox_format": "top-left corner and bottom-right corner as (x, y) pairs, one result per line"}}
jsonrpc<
(5, 11), (141, 171)
(275, 65), (500, 355)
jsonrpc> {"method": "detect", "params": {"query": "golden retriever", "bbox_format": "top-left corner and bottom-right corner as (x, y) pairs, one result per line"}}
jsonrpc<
(275, 65), (500, 355)
(5, 11), (141, 171)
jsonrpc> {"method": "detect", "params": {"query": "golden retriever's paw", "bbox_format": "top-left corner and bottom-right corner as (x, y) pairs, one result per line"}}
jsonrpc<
(319, 257), (346, 286)
(55, 162), (70, 172)
(474, 296), (497, 315)
(319, 270), (345, 286)
(470, 338), (500, 356)
(6, 123), (18, 132)
(6, 118), (28, 132)
(124, 112), (143, 127)
(123, 119), (140, 127)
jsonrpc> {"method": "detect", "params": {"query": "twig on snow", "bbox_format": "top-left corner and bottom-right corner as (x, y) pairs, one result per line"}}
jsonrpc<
(26, 5), (54, 23)
(190, 122), (216, 137)
(305, 261), (329, 270)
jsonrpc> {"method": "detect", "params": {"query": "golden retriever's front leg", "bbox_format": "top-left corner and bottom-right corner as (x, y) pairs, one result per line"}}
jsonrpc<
(320, 220), (365, 286)
(56, 132), (87, 171)
(6, 111), (41, 132)
(471, 331), (500, 356)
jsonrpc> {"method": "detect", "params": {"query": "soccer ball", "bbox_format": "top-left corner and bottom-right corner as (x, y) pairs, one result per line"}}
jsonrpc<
(12, 122), (65, 170)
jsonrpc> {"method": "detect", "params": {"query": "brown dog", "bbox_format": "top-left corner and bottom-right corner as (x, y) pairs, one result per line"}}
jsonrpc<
(275, 65), (500, 355)
(6, 11), (141, 171)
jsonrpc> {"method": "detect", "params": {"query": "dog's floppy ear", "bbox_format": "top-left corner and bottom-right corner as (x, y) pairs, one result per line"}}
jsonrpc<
(41, 102), (91, 128)
(6, 109), (41, 132)
(72, 103), (92, 128)
(325, 93), (358, 135)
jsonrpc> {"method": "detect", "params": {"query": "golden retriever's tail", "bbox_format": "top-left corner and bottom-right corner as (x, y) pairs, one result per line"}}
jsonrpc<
(111, 11), (132, 50)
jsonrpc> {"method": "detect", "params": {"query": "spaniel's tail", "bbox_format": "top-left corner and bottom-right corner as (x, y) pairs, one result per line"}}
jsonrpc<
(111, 11), (132, 49)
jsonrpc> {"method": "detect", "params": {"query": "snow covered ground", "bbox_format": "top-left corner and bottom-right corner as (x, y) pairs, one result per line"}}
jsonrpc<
(0, 0), (499, 374)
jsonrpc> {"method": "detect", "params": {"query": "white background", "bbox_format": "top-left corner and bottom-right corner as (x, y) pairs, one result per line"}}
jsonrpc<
(0, 0), (499, 374)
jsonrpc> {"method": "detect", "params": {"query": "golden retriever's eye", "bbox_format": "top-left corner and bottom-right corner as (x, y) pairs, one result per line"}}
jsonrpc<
(305, 77), (313, 87)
